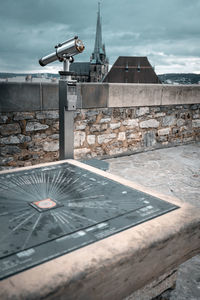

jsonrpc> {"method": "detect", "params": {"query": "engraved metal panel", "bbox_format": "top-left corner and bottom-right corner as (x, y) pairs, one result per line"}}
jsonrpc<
(0, 162), (178, 280)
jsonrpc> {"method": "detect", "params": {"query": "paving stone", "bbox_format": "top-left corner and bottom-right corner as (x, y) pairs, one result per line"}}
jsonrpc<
(106, 143), (200, 300)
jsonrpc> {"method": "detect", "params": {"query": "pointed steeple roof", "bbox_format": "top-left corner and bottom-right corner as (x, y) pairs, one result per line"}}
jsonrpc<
(91, 2), (105, 64)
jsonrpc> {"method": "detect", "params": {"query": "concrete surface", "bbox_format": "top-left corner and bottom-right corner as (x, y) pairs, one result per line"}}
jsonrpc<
(1, 82), (200, 112)
(106, 143), (200, 299)
(1, 157), (200, 299)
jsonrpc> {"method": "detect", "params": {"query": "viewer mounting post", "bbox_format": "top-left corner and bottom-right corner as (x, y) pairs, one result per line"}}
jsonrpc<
(39, 36), (85, 159)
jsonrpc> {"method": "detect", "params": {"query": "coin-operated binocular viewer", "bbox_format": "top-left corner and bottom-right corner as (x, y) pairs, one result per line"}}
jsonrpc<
(39, 36), (85, 159)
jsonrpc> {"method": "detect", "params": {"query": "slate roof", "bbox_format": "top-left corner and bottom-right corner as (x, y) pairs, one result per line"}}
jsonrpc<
(69, 62), (91, 76)
(103, 56), (161, 83)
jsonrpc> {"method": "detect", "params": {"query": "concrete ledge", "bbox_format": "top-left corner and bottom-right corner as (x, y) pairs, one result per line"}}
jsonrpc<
(80, 83), (108, 108)
(0, 82), (42, 112)
(108, 84), (162, 107)
(0, 160), (200, 300)
(1, 82), (200, 112)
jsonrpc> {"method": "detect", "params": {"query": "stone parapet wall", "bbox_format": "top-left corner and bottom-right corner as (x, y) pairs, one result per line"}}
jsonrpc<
(0, 104), (200, 169)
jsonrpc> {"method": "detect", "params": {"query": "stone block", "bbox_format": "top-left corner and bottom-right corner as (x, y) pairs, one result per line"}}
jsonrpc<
(43, 141), (59, 152)
(36, 111), (59, 120)
(118, 132), (126, 141)
(90, 124), (107, 133)
(140, 119), (159, 128)
(158, 128), (170, 136)
(122, 119), (138, 128)
(0, 135), (20, 144)
(109, 147), (128, 156)
(0, 115), (8, 124)
(193, 114), (200, 119)
(155, 112), (166, 118)
(13, 112), (34, 121)
(144, 131), (157, 147)
(0, 156), (14, 166)
(100, 118), (111, 123)
(192, 120), (200, 128)
(162, 115), (176, 126)
(110, 122), (121, 130)
(127, 132), (142, 140)
(50, 134), (59, 140)
(97, 133), (116, 144)
(0, 123), (21, 136)
(74, 148), (91, 158)
(136, 107), (150, 117)
(75, 121), (87, 130)
(0, 146), (21, 156)
(177, 119), (185, 127)
(87, 135), (96, 145)
(74, 131), (86, 148)
(26, 122), (49, 132)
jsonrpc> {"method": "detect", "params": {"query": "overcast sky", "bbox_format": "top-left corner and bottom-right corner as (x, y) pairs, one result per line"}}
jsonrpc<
(0, 0), (200, 74)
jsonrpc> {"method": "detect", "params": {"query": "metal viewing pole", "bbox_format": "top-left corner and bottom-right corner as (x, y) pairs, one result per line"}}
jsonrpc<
(59, 57), (77, 160)
(38, 36), (84, 160)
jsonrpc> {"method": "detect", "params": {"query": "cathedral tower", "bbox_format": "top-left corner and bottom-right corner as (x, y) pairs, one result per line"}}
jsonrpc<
(90, 2), (109, 82)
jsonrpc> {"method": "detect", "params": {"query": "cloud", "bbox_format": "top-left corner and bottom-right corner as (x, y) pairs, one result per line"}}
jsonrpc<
(0, 0), (199, 73)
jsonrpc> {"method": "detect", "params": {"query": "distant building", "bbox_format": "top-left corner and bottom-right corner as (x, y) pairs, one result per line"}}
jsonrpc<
(103, 56), (161, 84)
(70, 3), (109, 82)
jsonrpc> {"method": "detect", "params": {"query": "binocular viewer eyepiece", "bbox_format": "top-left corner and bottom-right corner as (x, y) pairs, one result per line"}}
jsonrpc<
(39, 36), (85, 67)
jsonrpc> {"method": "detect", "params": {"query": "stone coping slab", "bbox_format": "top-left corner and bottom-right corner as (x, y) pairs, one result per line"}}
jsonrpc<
(0, 160), (200, 300)
(1, 82), (200, 112)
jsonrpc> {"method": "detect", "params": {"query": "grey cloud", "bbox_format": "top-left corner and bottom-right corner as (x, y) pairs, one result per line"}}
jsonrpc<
(0, 0), (199, 73)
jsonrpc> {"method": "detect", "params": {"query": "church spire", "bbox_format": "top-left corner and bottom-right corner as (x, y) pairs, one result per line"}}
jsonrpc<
(91, 2), (105, 64)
